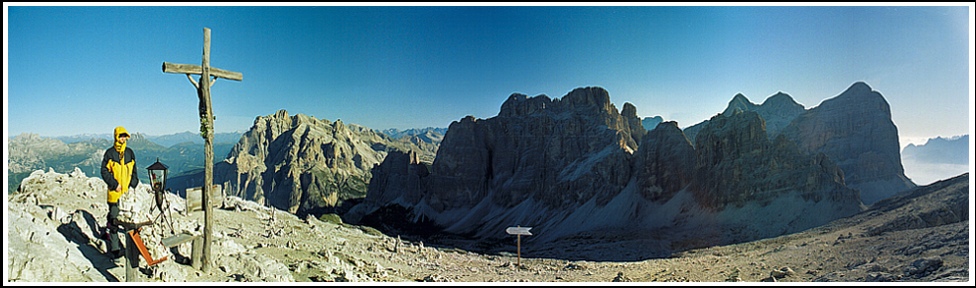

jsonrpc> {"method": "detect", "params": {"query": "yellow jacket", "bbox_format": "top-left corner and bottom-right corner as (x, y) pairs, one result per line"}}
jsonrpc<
(101, 126), (139, 204)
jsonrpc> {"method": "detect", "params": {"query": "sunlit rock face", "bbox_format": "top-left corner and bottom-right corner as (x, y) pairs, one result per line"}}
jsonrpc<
(215, 110), (437, 217)
(780, 82), (916, 205)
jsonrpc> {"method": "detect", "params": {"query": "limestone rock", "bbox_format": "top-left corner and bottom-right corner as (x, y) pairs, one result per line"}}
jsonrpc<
(781, 82), (916, 204)
(211, 110), (437, 217)
(360, 85), (871, 249)
(690, 110), (861, 212)
(358, 87), (644, 238)
(685, 91), (804, 143)
(634, 121), (695, 202)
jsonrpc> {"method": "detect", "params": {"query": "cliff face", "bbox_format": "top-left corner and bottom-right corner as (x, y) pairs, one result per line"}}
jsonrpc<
(352, 87), (647, 237)
(687, 91), (805, 143)
(754, 92), (806, 138)
(214, 110), (437, 216)
(633, 121), (695, 202)
(356, 85), (877, 248)
(684, 82), (915, 205)
(781, 82), (915, 204)
(421, 87), (644, 212)
(690, 111), (860, 211)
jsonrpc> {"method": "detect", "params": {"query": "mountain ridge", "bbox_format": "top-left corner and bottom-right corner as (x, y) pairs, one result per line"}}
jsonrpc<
(351, 83), (904, 258)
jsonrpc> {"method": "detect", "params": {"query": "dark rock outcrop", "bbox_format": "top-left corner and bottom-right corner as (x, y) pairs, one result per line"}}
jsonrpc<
(357, 85), (873, 250)
(430, 87), (643, 212)
(687, 91), (805, 143)
(781, 82), (915, 204)
(690, 110), (860, 211)
(355, 87), (646, 236)
(754, 92), (806, 137)
(634, 121), (695, 202)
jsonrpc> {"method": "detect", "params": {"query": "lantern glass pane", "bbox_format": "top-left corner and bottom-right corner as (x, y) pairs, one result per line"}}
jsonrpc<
(150, 170), (166, 191)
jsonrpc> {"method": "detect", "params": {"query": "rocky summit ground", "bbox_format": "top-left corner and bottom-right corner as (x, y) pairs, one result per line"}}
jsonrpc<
(5, 168), (973, 284)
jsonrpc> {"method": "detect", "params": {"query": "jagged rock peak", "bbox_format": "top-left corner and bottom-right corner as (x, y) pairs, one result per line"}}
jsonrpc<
(723, 93), (757, 115)
(621, 102), (638, 118)
(731, 92), (750, 102)
(498, 87), (617, 118)
(499, 93), (553, 117)
(621, 102), (645, 144)
(781, 81), (913, 205)
(562, 86), (614, 114)
(827, 81), (888, 108)
(274, 109), (289, 119)
(761, 92), (802, 108)
(655, 120), (680, 131)
(845, 81), (873, 95)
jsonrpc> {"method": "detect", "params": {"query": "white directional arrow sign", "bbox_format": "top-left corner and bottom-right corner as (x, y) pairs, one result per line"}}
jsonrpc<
(506, 226), (532, 236)
(506, 226), (533, 268)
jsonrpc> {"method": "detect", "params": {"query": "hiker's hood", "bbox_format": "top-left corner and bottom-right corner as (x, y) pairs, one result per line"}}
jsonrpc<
(114, 126), (129, 153)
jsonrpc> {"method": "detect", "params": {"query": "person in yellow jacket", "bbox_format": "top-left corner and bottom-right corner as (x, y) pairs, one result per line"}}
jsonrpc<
(100, 126), (139, 258)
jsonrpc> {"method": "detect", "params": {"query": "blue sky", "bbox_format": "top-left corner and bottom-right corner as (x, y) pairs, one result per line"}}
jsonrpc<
(4, 4), (973, 149)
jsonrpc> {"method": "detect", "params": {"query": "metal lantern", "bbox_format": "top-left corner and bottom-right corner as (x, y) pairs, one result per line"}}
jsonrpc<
(146, 158), (169, 211)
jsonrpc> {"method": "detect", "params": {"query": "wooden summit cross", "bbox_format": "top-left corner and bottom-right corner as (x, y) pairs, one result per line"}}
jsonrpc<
(162, 27), (242, 272)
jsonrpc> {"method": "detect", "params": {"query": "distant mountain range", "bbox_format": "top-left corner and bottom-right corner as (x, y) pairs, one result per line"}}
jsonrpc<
(641, 116), (663, 131)
(55, 131), (245, 148)
(7, 132), (242, 194)
(900, 135), (970, 186)
(8, 127), (448, 203)
(378, 127), (448, 144)
(902, 135), (969, 165)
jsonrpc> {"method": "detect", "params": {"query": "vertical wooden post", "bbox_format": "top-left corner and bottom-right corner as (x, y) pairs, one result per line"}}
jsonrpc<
(516, 225), (521, 268)
(505, 225), (531, 270)
(191, 236), (204, 270)
(162, 26), (242, 273)
(125, 232), (139, 282)
(199, 27), (215, 273)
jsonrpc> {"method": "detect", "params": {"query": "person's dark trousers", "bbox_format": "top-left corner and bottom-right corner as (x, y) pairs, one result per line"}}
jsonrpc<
(106, 202), (123, 258)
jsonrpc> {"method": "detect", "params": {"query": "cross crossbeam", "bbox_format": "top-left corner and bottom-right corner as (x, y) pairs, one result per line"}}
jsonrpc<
(162, 62), (243, 81)
(161, 27), (242, 273)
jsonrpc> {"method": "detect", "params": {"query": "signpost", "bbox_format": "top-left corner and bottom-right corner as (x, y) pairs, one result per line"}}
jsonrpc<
(162, 27), (242, 272)
(505, 226), (532, 268)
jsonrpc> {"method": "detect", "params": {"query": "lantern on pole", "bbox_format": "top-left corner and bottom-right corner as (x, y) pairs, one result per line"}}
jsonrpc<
(146, 158), (169, 213)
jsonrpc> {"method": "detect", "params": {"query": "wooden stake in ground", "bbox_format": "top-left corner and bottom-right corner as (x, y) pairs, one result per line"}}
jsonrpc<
(162, 27), (242, 272)
(505, 225), (532, 268)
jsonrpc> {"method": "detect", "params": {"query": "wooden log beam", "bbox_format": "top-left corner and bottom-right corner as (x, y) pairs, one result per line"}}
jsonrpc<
(162, 62), (243, 81)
